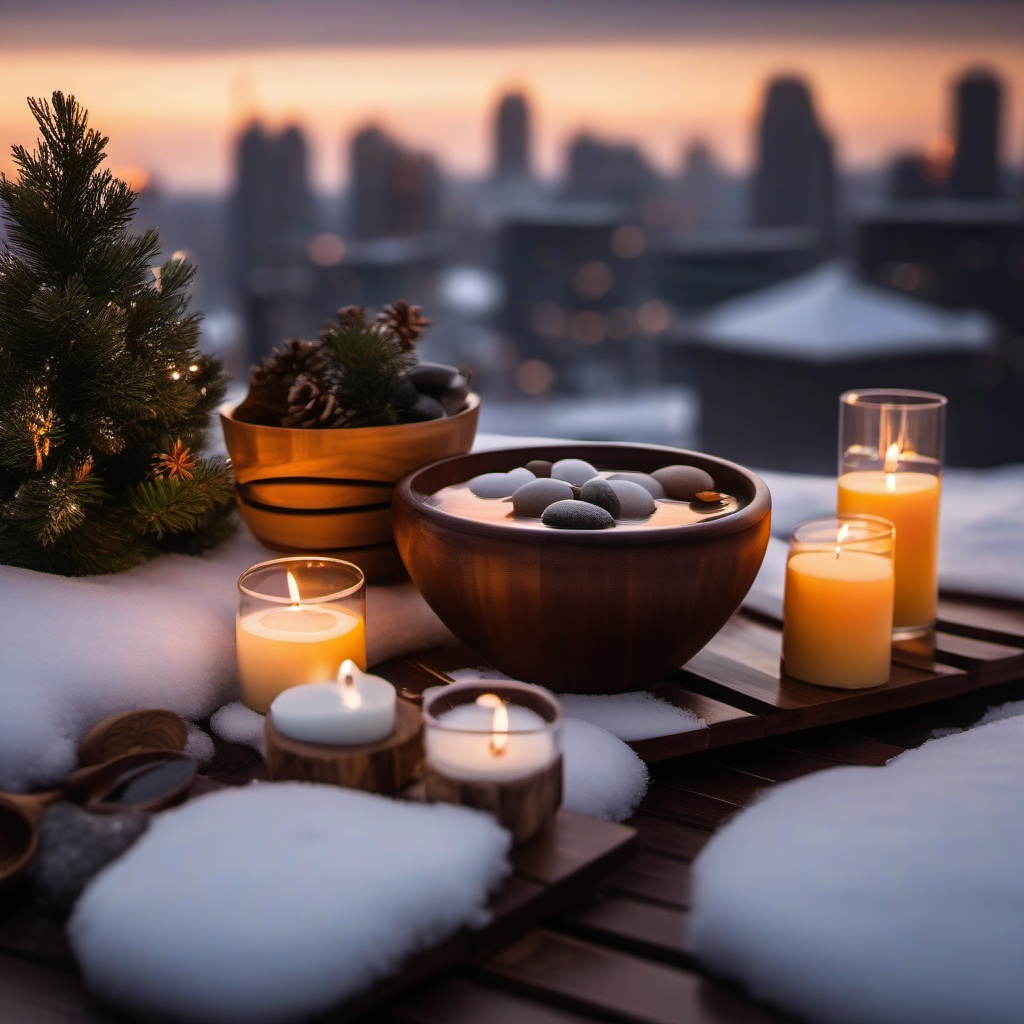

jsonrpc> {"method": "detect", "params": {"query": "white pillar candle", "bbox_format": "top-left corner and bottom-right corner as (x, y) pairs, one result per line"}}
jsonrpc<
(426, 698), (557, 782)
(269, 660), (397, 745)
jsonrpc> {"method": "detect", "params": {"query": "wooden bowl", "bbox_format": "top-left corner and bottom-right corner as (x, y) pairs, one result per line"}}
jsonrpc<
(220, 395), (480, 578)
(392, 444), (771, 694)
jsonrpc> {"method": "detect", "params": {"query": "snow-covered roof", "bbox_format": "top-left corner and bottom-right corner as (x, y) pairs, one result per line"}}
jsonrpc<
(692, 262), (995, 360)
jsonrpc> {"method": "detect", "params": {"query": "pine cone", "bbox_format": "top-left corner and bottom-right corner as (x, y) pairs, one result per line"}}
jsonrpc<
(378, 299), (431, 351)
(234, 339), (327, 425)
(251, 338), (326, 387)
(281, 375), (351, 429)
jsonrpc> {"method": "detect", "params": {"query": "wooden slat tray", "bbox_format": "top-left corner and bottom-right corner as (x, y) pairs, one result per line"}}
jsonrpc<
(375, 592), (1024, 762)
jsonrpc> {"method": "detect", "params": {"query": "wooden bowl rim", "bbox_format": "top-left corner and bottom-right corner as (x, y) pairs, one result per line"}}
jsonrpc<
(219, 392), (480, 439)
(394, 442), (771, 546)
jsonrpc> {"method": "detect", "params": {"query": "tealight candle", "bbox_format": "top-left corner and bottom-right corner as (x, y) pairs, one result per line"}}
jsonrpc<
(782, 516), (895, 688)
(236, 557), (366, 713)
(426, 698), (556, 782)
(837, 389), (946, 637)
(270, 660), (397, 745)
(423, 681), (563, 843)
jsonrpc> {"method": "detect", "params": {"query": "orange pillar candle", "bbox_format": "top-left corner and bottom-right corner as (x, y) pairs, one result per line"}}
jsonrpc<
(838, 389), (946, 638)
(837, 466), (940, 634)
(236, 557), (367, 713)
(783, 516), (895, 688)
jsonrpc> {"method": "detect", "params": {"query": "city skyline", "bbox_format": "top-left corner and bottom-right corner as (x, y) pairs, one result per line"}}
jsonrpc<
(1, 6), (1023, 192)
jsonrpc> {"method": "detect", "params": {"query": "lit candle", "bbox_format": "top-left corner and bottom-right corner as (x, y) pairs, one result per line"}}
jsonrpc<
(837, 443), (941, 635)
(237, 570), (366, 713)
(837, 389), (945, 637)
(426, 694), (557, 782)
(782, 517), (895, 688)
(269, 659), (397, 745)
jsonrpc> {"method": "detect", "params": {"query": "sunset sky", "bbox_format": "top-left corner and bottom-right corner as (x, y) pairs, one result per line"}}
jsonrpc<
(1, 0), (1022, 192)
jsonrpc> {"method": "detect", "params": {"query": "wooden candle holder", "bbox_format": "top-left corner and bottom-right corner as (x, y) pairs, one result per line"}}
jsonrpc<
(423, 756), (563, 845)
(264, 699), (423, 794)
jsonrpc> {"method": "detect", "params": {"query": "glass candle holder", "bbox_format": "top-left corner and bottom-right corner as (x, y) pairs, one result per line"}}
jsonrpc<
(782, 516), (895, 689)
(236, 557), (366, 713)
(837, 389), (946, 638)
(423, 681), (563, 843)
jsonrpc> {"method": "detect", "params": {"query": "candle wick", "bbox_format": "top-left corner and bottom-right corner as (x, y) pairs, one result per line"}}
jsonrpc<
(489, 736), (506, 756)
(835, 545), (841, 560)
(343, 669), (354, 690)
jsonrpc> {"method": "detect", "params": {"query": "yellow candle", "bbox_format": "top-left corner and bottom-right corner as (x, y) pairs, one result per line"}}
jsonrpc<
(237, 605), (366, 713)
(783, 548), (894, 688)
(837, 470), (940, 633)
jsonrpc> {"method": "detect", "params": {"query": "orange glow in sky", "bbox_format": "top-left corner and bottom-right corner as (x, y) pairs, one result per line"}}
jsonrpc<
(1, 39), (1022, 191)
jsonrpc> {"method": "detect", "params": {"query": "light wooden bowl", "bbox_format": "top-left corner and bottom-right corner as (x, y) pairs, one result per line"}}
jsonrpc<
(392, 443), (771, 694)
(220, 395), (479, 578)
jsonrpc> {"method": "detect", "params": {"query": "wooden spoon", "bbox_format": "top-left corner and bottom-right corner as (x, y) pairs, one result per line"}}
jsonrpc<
(0, 750), (197, 893)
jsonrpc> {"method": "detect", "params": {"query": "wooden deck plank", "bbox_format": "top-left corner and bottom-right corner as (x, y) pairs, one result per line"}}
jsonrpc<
(938, 595), (1024, 644)
(602, 852), (692, 909)
(511, 810), (637, 889)
(640, 780), (743, 831)
(650, 760), (773, 807)
(388, 976), (602, 1024)
(700, 743), (842, 784)
(556, 892), (691, 966)
(0, 954), (121, 1023)
(626, 813), (714, 862)
(477, 930), (787, 1024)
(768, 729), (906, 766)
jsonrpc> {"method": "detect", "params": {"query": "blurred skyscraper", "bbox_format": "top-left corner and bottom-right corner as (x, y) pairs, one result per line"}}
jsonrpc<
(563, 133), (659, 209)
(348, 125), (442, 241)
(949, 68), (1003, 200)
(229, 120), (316, 362)
(493, 92), (531, 182)
(750, 76), (836, 248)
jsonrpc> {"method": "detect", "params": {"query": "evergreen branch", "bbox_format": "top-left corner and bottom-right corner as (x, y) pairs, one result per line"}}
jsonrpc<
(319, 322), (417, 427)
(130, 458), (234, 540)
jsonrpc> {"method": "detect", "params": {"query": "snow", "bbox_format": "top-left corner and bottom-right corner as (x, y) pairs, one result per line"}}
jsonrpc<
(183, 724), (215, 766)
(695, 262), (994, 360)
(209, 701), (267, 758)
(0, 531), (458, 792)
(744, 464), (1024, 618)
(561, 719), (649, 823)
(69, 783), (511, 1024)
(686, 713), (1024, 1024)
(449, 668), (705, 743)
(559, 691), (704, 742)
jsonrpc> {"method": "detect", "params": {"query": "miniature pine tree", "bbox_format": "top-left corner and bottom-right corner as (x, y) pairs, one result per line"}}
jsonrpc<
(0, 92), (234, 575)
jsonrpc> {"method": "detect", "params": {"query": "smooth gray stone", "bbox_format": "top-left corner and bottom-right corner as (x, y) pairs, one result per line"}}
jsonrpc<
(541, 499), (615, 530)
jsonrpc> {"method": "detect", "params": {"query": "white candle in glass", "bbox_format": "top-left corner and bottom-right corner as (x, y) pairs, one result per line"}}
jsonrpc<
(269, 659), (397, 745)
(426, 695), (557, 782)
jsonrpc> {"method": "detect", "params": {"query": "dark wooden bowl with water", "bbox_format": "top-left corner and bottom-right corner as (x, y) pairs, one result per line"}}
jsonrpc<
(392, 443), (772, 694)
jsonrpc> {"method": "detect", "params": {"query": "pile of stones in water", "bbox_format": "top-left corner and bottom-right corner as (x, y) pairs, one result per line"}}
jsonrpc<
(467, 458), (727, 530)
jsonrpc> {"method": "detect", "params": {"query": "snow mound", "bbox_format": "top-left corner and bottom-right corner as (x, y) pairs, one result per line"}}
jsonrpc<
(210, 700), (266, 758)
(560, 691), (704, 741)
(562, 719), (648, 822)
(687, 714), (1024, 1024)
(70, 784), (511, 1024)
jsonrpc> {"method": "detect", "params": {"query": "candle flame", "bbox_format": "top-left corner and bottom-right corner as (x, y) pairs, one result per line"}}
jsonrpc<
(286, 570), (302, 608)
(476, 693), (509, 755)
(338, 659), (362, 709)
(835, 522), (850, 559)
(884, 443), (901, 494)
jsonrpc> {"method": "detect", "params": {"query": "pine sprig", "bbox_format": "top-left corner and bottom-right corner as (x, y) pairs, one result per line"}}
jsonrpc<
(318, 321), (417, 427)
(0, 92), (235, 575)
